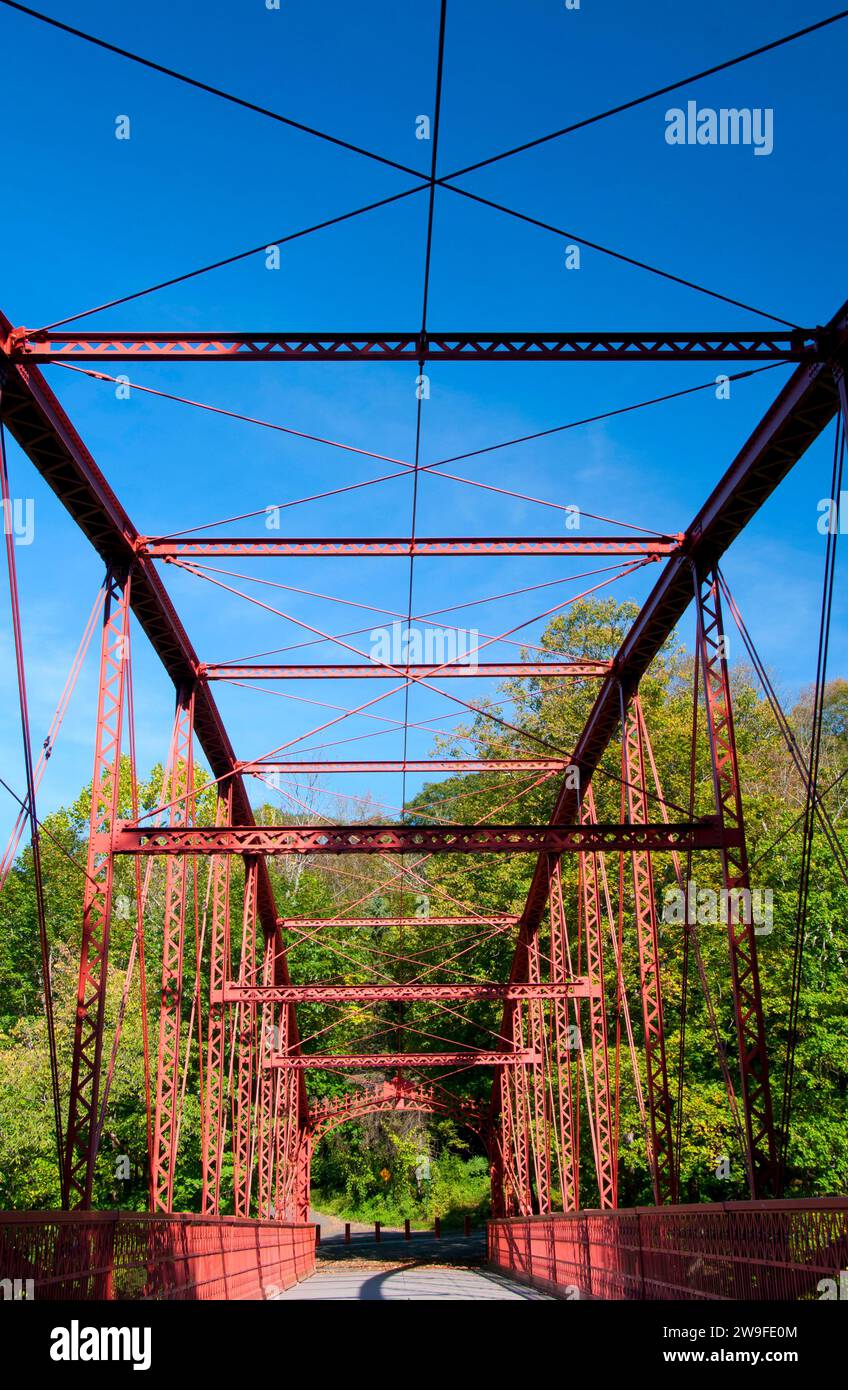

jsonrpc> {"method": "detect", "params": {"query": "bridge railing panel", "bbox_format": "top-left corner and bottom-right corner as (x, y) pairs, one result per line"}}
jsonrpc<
(0, 1211), (316, 1300)
(488, 1199), (848, 1300)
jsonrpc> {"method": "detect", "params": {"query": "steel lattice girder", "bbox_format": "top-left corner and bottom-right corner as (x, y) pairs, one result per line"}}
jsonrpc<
(265, 1051), (538, 1069)
(245, 758), (571, 773)
(214, 980), (598, 1003)
(308, 1082), (487, 1140)
(202, 661), (609, 680)
(3, 328), (824, 361)
(141, 535), (679, 557)
(111, 820), (729, 855)
(62, 572), (131, 1208)
(151, 688), (195, 1213)
(278, 914), (517, 928)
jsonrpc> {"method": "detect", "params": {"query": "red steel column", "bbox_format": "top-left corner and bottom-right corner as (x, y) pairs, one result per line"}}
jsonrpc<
(272, 990), (303, 1219)
(623, 697), (676, 1203)
(695, 569), (777, 1197)
(255, 933), (277, 1219)
(580, 789), (616, 1208)
(64, 569), (131, 1207)
(294, 1131), (312, 1225)
(547, 857), (579, 1211)
(151, 685), (195, 1211)
(201, 787), (233, 1214)
(500, 1002), (532, 1215)
(525, 934), (551, 1213)
(233, 856), (259, 1216)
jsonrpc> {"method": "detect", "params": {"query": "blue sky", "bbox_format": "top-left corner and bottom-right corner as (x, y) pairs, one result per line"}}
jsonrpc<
(0, 0), (845, 833)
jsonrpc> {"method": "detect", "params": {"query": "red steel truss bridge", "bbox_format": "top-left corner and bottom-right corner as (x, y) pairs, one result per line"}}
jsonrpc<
(0, 0), (847, 1303)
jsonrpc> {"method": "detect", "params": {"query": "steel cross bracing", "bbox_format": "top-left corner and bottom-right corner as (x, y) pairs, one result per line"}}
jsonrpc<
(2, 284), (846, 1220)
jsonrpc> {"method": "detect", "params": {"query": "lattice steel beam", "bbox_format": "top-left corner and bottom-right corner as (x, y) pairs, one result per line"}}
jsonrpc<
(265, 1051), (537, 1069)
(623, 698), (676, 1205)
(151, 687), (195, 1212)
(142, 535), (678, 558)
(278, 914), (517, 928)
(201, 789), (233, 1216)
(203, 661), (608, 680)
(63, 570), (131, 1208)
(246, 758), (570, 773)
(113, 820), (728, 855)
(4, 328), (822, 362)
(215, 981), (597, 1003)
(696, 571), (777, 1197)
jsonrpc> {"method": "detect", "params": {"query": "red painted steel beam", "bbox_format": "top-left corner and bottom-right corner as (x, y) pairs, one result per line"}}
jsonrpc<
(203, 661), (608, 680)
(246, 758), (570, 773)
(278, 915), (517, 928)
(265, 1051), (537, 1069)
(215, 981), (598, 1003)
(112, 819), (728, 855)
(142, 536), (679, 558)
(4, 328), (820, 362)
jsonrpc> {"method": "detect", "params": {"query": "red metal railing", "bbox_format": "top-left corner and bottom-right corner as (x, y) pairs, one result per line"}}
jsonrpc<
(0, 1211), (316, 1300)
(488, 1200), (848, 1300)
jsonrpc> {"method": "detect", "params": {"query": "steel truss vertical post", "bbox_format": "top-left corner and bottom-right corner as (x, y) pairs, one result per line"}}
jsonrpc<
(525, 933), (551, 1213)
(272, 988), (304, 1220)
(64, 569), (132, 1207)
(255, 933), (277, 1218)
(233, 855), (259, 1217)
(695, 568), (777, 1197)
(579, 790), (616, 1208)
(201, 787), (233, 1214)
(547, 856), (579, 1211)
(294, 1131), (312, 1225)
(151, 685), (196, 1212)
(489, 1130), (506, 1218)
(273, 1003), (292, 1219)
(623, 697), (676, 1203)
(496, 998), (532, 1215)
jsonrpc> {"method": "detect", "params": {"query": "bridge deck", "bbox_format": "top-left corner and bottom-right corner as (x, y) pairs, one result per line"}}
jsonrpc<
(272, 1266), (552, 1301)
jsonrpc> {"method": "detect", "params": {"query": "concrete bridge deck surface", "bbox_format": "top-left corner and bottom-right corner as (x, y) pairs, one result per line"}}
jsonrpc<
(273, 1265), (553, 1300)
(282, 1210), (553, 1299)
